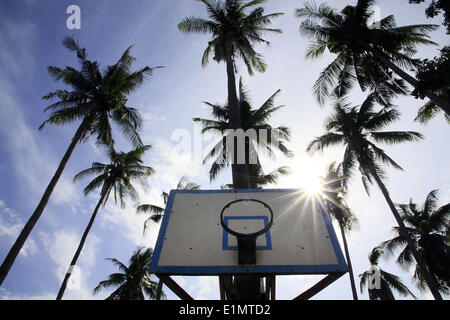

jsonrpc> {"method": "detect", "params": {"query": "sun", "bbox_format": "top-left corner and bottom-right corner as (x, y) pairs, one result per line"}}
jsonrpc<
(293, 158), (324, 194)
(301, 174), (323, 195)
(280, 159), (324, 194)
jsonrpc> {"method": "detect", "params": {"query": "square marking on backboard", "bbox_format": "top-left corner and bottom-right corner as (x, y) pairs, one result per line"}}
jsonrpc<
(222, 216), (272, 250)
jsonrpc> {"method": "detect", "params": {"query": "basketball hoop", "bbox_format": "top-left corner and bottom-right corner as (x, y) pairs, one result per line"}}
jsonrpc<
(220, 199), (274, 265)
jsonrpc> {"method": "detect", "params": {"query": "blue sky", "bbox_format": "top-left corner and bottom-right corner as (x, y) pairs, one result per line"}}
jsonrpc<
(0, 0), (449, 300)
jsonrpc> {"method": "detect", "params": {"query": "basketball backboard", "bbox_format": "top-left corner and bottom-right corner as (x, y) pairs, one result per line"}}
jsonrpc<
(150, 189), (347, 276)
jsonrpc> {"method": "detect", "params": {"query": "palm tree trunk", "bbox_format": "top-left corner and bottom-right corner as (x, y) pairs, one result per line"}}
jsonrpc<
(0, 117), (90, 286)
(224, 45), (255, 298)
(338, 220), (358, 300)
(155, 280), (163, 300)
(224, 49), (249, 189)
(56, 191), (108, 300)
(372, 49), (450, 115)
(225, 51), (240, 133)
(368, 166), (443, 300)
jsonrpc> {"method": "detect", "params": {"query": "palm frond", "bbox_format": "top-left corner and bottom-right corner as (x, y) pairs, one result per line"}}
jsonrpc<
(363, 108), (401, 131)
(414, 101), (449, 125)
(382, 270), (417, 298)
(370, 131), (423, 145)
(136, 204), (164, 215)
(367, 142), (403, 170)
(306, 133), (345, 153)
(82, 174), (108, 196)
(178, 17), (217, 34)
(423, 189), (439, 215)
(313, 54), (347, 106)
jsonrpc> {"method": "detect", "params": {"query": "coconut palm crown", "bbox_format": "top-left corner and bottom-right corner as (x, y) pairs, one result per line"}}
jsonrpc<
(178, 0), (284, 75)
(93, 247), (164, 300)
(194, 78), (292, 185)
(296, 0), (446, 111)
(360, 248), (416, 300)
(41, 36), (160, 147)
(380, 190), (450, 294)
(307, 94), (423, 194)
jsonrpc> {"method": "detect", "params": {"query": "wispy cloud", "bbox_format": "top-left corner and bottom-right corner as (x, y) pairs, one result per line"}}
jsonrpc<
(0, 199), (37, 258)
(0, 287), (55, 300)
(188, 276), (219, 300)
(0, 79), (82, 211)
(99, 200), (159, 249)
(151, 136), (209, 185)
(39, 229), (102, 299)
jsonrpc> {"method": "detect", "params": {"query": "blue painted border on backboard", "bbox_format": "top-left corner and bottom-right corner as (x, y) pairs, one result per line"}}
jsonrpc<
(222, 216), (272, 250)
(149, 189), (348, 275)
(316, 201), (348, 270)
(149, 189), (176, 274)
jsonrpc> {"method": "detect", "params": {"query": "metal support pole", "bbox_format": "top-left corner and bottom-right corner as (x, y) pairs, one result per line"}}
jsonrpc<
(220, 199), (274, 301)
(232, 275), (264, 300)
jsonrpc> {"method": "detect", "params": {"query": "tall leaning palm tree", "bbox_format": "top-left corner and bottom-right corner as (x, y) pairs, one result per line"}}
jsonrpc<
(56, 145), (154, 300)
(296, 0), (449, 114)
(93, 247), (165, 300)
(178, 0), (283, 188)
(380, 190), (450, 295)
(360, 248), (416, 300)
(307, 94), (443, 299)
(321, 162), (359, 300)
(0, 37), (159, 285)
(194, 78), (292, 186)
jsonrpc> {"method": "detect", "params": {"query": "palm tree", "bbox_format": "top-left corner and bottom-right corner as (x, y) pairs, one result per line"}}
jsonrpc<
(360, 248), (416, 300)
(56, 145), (154, 300)
(379, 190), (450, 295)
(178, 0), (283, 188)
(194, 78), (292, 186)
(93, 247), (165, 300)
(0, 37), (159, 285)
(321, 162), (359, 300)
(306, 94), (443, 299)
(136, 176), (201, 232)
(296, 0), (449, 114)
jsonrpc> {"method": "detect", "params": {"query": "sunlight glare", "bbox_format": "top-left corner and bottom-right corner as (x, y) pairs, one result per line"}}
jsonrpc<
(303, 175), (323, 194)
(296, 159), (324, 195)
(271, 157), (324, 195)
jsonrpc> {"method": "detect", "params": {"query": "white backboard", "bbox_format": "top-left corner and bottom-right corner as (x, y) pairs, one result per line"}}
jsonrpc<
(150, 189), (347, 275)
